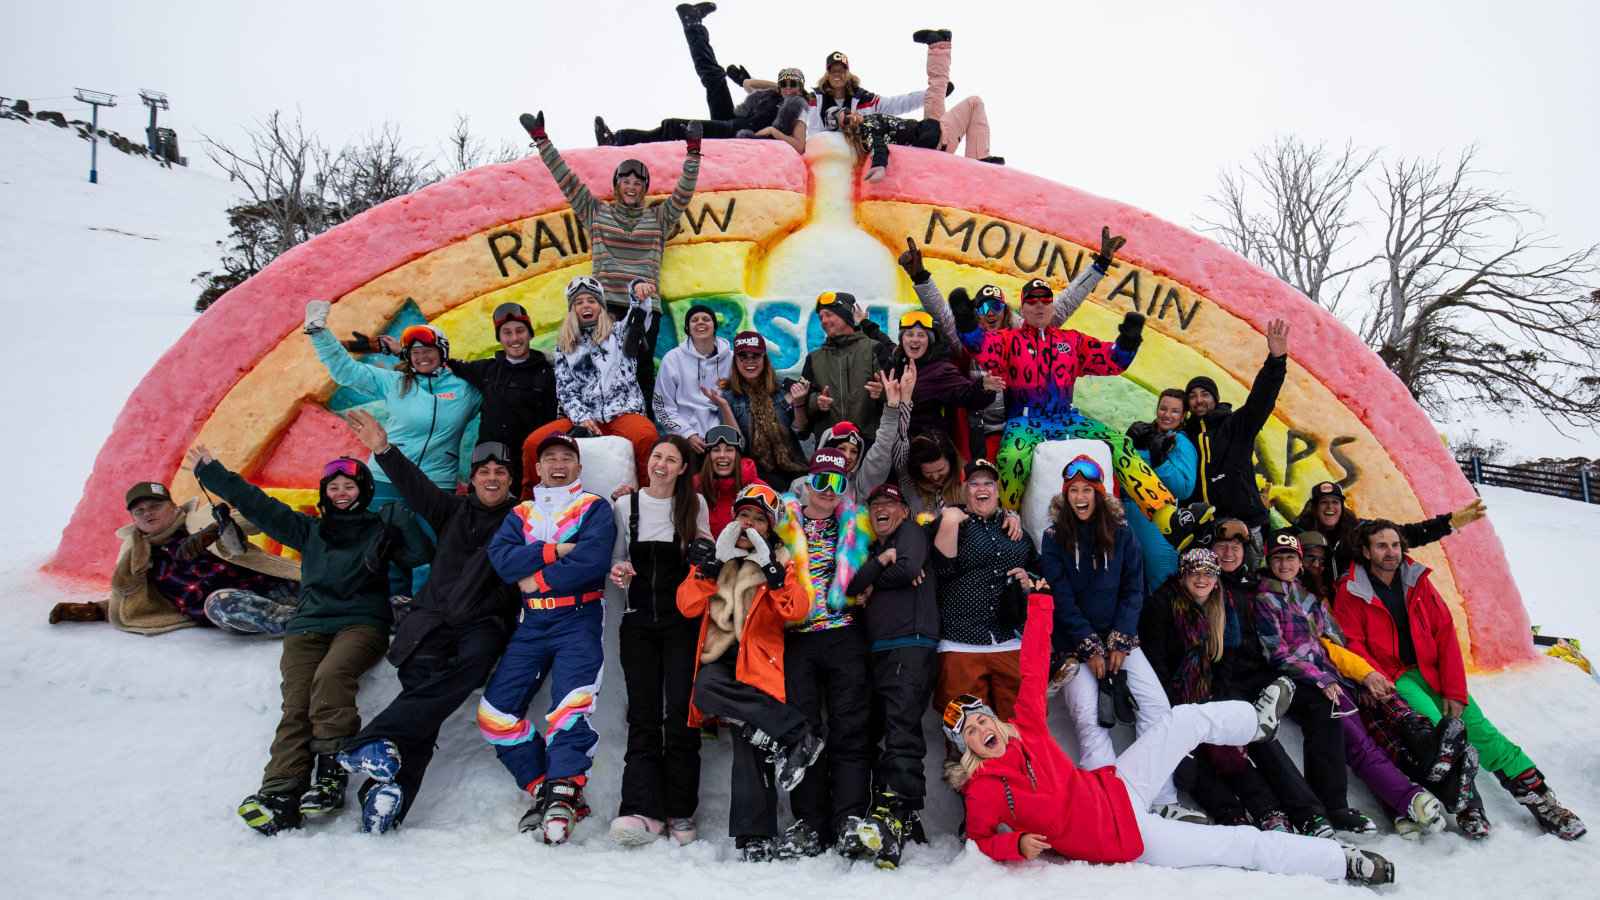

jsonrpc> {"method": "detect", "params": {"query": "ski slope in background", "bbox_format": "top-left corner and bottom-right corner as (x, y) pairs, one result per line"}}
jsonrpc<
(3, 114), (1597, 898)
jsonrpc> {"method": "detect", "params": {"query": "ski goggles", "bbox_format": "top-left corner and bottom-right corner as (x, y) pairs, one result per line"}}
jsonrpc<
(806, 472), (847, 495)
(816, 291), (844, 307)
(493, 302), (531, 330)
(975, 284), (1007, 314)
(1061, 455), (1105, 486)
(565, 275), (604, 305)
(322, 457), (363, 480)
(732, 483), (781, 518)
(399, 325), (443, 349)
(1019, 278), (1054, 305)
(471, 442), (514, 468)
(942, 693), (993, 742)
(614, 159), (649, 183)
(898, 309), (934, 331)
(705, 425), (745, 451)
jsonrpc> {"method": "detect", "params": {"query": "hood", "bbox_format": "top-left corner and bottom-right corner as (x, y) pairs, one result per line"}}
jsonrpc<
(681, 335), (732, 362)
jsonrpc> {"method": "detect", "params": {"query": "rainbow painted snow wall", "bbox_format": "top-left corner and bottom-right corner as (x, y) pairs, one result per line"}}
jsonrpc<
(47, 134), (1534, 669)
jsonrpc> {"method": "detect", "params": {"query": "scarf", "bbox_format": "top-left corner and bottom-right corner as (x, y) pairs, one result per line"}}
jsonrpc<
(748, 389), (807, 477)
(1169, 593), (1219, 705)
(701, 557), (768, 663)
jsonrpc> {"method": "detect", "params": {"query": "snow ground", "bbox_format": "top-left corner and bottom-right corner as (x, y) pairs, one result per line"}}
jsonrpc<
(3, 114), (1599, 897)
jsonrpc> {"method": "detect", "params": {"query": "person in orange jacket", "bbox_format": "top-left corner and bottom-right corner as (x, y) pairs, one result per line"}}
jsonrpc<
(947, 585), (1395, 885)
(677, 483), (826, 861)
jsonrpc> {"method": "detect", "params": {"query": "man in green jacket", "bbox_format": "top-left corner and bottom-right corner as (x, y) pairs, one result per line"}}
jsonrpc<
(801, 291), (891, 440)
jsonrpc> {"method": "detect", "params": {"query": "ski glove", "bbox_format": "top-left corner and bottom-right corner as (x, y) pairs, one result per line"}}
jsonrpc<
(304, 300), (331, 334)
(1115, 311), (1145, 354)
(762, 559), (786, 590)
(948, 287), (979, 334)
(688, 537), (722, 580)
(898, 237), (929, 283)
(1125, 420), (1156, 451)
(684, 120), (703, 156)
(342, 331), (378, 353)
(520, 111), (547, 143)
(1149, 430), (1177, 468)
(725, 64), (752, 87)
(744, 528), (772, 567)
(714, 520), (749, 563)
(1093, 225), (1126, 271)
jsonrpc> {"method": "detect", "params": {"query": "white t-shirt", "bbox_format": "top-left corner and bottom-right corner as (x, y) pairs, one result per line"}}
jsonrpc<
(612, 490), (711, 562)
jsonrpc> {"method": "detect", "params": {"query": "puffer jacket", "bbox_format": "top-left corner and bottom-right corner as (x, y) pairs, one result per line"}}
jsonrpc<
(311, 328), (482, 488)
(1332, 559), (1468, 704)
(554, 300), (652, 424)
(653, 335), (732, 438)
(1038, 515), (1145, 658)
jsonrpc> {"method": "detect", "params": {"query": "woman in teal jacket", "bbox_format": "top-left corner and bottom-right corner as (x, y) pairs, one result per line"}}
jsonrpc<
(305, 302), (482, 594)
(1123, 389), (1198, 591)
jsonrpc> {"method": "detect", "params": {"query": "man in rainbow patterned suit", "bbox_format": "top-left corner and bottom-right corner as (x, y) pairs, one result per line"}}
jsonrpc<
(480, 432), (615, 845)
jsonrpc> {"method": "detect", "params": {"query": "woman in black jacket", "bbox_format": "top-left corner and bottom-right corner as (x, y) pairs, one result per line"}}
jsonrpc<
(1293, 479), (1486, 596)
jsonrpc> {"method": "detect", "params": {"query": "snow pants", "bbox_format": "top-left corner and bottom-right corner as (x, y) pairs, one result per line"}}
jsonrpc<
(522, 415), (658, 494)
(1063, 648), (1177, 805)
(611, 13), (750, 145)
(261, 624), (389, 794)
(1285, 683), (1352, 810)
(785, 625), (871, 837)
(617, 615), (702, 822)
(346, 618), (507, 824)
(1395, 668), (1534, 778)
(693, 655), (811, 838)
(868, 646), (938, 809)
(1328, 689), (1426, 814)
(477, 600), (604, 792)
(934, 649), (1020, 723)
(1120, 702), (1346, 879)
(204, 586), (297, 636)
(1361, 690), (1483, 814)
(1180, 740), (1318, 824)
(919, 41), (992, 159)
(996, 411), (1176, 521)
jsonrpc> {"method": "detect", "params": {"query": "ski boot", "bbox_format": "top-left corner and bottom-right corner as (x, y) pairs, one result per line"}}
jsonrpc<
(358, 780), (405, 834)
(1427, 716), (1468, 783)
(1404, 790), (1446, 836)
(737, 835), (779, 862)
(517, 782), (549, 835)
(1500, 768), (1587, 840)
(868, 792), (908, 869)
(774, 820), (825, 859)
(903, 809), (928, 845)
(1343, 847), (1395, 886)
(911, 28), (953, 44)
(1160, 502), (1215, 551)
(836, 815), (885, 863)
(238, 791), (302, 836)
(338, 739), (402, 783)
(1455, 798), (1492, 840)
(675, 2), (717, 26)
(299, 753), (348, 817)
(1327, 806), (1378, 836)
(1155, 802), (1209, 825)
(594, 116), (615, 147)
(1252, 675), (1296, 742)
(740, 723), (825, 792)
(1291, 812), (1335, 838)
(540, 778), (591, 845)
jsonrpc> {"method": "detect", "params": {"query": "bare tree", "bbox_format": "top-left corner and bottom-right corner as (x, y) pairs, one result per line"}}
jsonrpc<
(441, 113), (522, 175)
(1203, 136), (1377, 312)
(320, 124), (438, 221)
(202, 111), (335, 261)
(1363, 147), (1600, 428)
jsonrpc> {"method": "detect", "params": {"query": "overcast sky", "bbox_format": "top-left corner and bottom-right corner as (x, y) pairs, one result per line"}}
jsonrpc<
(5, 0), (1597, 452)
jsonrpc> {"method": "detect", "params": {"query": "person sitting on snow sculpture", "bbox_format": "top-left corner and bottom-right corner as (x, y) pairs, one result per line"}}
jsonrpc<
(49, 480), (301, 636)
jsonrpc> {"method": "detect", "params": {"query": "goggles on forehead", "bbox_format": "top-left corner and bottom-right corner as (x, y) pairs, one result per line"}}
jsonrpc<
(943, 693), (987, 733)
(400, 325), (443, 349)
(816, 291), (842, 306)
(493, 303), (530, 328)
(565, 275), (604, 304)
(705, 425), (745, 451)
(807, 472), (847, 495)
(898, 309), (934, 330)
(472, 442), (513, 467)
(322, 457), (362, 480)
(615, 160), (649, 182)
(1062, 455), (1105, 485)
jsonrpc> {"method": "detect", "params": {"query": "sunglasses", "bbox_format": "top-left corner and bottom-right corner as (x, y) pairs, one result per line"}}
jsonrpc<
(1062, 456), (1105, 484)
(898, 310), (934, 330)
(807, 472), (847, 495)
(400, 325), (443, 349)
(322, 457), (362, 480)
(1021, 293), (1054, 306)
(779, 79), (804, 88)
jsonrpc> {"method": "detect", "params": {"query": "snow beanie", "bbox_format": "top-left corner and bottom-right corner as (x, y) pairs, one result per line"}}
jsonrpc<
(1180, 547), (1221, 577)
(684, 303), (718, 330)
(816, 290), (859, 328)
(1186, 376), (1220, 404)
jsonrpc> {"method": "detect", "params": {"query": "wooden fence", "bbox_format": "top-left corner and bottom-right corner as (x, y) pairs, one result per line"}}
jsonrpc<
(1458, 456), (1597, 505)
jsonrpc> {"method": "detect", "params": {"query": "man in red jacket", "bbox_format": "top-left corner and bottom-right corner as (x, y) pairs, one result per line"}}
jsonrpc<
(1332, 519), (1585, 841)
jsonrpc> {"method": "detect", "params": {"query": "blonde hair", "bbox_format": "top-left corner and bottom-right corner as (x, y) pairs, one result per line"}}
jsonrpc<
(948, 721), (1019, 790)
(1182, 577), (1228, 663)
(556, 301), (613, 355)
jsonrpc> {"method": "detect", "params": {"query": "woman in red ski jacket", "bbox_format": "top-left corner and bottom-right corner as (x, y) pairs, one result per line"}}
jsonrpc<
(946, 588), (1392, 884)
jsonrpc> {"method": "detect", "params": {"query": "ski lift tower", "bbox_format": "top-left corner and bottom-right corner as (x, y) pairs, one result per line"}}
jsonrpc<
(139, 89), (169, 156)
(73, 88), (117, 184)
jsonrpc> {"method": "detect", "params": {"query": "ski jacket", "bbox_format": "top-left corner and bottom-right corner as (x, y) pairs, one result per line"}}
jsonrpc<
(195, 459), (428, 635)
(371, 446), (520, 666)
(803, 86), (924, 134)
(678, 555), (808, 726)
(959, 592), (1145, 863)
(653, 335), (732, 438)
(1122, 431), (1197, 590)
(1038, 519), (1145, 658)
(846, 517), (940, 648)
(1299, 511), (1454, 590)
(311, 328), (482, 489)
(695, 459), (764, 538)
(773, 491), (874, 622)
(1181, 354), (1286, 527)
(488, 481), (615, 610)
(536, 138), (699, 310)
(1252, 575), (1346, 690)
(801, 330), (889, 438)
(448, 351), (557, 461)
(1332, 560), (1468, 704)
(554, 299), (652, 424)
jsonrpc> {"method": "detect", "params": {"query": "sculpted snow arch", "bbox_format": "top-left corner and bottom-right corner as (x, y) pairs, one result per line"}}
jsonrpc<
(48, 134), (1533, 670)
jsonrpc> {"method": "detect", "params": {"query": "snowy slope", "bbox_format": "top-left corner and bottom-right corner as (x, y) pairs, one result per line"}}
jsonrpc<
(4, 113), (1600, 897)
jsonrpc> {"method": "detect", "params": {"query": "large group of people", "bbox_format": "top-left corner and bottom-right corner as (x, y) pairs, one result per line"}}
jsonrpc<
(47, 2), (1585, 888)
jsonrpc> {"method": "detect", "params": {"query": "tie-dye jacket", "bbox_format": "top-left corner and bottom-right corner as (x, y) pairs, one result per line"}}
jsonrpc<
(774, 490), (874, 628)
(1251, 575), (1347, 690)
(488, 480), (615, 605)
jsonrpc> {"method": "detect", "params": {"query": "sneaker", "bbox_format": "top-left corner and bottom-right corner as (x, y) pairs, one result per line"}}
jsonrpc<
(360, 781), (404, 834)
(238, 791), (302, 836)
(774, 820), (825, 859)
(979, 156), (1007, 166)
(608, 814), (664, 847)
(1343, 847), (1396, 886)
(738, 835), (779, 862)
(1328, 806), (1379, 835)
(1252, 676), (1296, 742)
(1455, 803), (1492, 840)
(1428, 716), (1467, 783)
(298, 753), (348, 817)
(1257, 812), (1292, 833)
(836, 815), (884, 862)
(1292, 812), (1336, 839)
(541, 779), (590, 845)
(668, 817), (698, 846)
(593, 116), (615, 147)
(776, 730), (826, 792)
(518, 782), (548, 834)
(1407, 790), (1445, 835)
(338, 739), (402, 783)
(911, 28), (953, 44)
(1156, 803), (1210, 825)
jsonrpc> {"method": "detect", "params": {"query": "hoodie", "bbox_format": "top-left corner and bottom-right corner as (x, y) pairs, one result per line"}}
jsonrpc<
(653, 334), (732, 438)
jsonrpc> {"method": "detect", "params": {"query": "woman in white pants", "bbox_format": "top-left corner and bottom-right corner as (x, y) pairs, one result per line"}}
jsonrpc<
(948, 586), (1394, 885)
(1039, 456), (1193, 819)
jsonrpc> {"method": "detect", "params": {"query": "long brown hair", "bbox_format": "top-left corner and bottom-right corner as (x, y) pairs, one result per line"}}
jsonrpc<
(1178, 574), (1227, 663)
(727, 355), (775, 398)
(908, 431), (962, 509)
(1048, 483), (1124, 558)
(698, 441), (750, 511)
(650, 436), (702, 554)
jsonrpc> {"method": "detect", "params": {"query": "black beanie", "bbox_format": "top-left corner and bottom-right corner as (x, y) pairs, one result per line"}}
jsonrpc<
(1186, 376), (1220, 403)
(684, 304), (718, 329)
(818, 291), (859, 328)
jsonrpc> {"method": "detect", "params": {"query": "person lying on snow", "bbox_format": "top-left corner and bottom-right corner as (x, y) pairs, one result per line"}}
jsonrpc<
(188, 447), (428, 836)
(49, 480), (299, 635)
(947, 585), (1396, 885)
